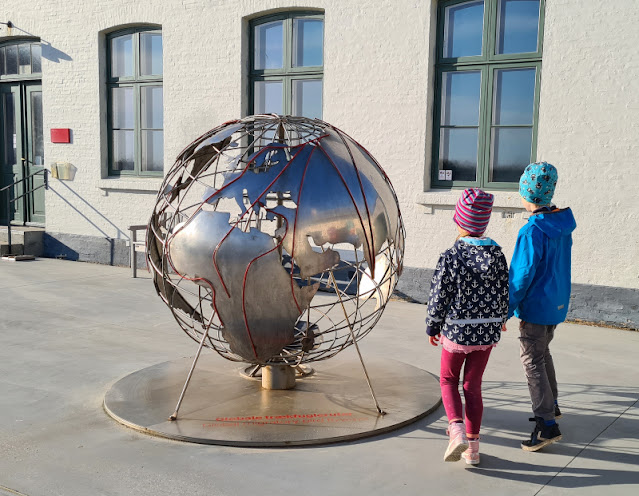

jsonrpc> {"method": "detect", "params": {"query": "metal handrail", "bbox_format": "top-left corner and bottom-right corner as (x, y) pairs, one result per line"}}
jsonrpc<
(2, 166), (48, 255)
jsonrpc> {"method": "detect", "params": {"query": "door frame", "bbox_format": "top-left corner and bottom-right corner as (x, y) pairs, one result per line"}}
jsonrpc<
(0, 37), (44, 227)
(0, 81), (45, 226)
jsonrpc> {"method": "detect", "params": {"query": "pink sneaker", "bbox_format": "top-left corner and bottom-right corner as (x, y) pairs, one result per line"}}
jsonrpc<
(462, 438), (480, 465)
(444, 422), (468, 462)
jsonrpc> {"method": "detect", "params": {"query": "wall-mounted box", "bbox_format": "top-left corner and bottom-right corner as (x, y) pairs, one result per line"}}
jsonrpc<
(51, 128), (71, 143)
(51, 162), (76, 180)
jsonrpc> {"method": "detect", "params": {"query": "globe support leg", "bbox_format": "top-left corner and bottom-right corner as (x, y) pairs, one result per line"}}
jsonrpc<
(261, 365), (296, 390)
(328, 268), (385, 416)
(169, 326), (211, 421)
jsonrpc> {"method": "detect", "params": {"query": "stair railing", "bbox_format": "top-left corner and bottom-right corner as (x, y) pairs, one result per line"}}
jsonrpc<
(1, 165), (49, 254)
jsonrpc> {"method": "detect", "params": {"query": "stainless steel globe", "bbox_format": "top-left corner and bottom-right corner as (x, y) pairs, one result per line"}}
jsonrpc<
(147, 115), (405, 367)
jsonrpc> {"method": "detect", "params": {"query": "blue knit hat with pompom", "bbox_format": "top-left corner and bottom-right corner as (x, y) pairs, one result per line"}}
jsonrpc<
(519, 162), (558, 205)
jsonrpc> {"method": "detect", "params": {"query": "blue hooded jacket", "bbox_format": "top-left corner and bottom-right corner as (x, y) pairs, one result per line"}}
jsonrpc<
(508, 207), (577, 325)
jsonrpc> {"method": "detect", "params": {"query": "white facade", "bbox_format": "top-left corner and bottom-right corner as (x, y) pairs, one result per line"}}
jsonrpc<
(1, 0), (637, 326)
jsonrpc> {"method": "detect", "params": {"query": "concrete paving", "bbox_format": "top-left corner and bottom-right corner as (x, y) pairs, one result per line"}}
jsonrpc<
(1, 258), (638, 496)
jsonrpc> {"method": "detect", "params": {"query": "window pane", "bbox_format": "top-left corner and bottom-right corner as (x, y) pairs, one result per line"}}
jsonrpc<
(490, 127), (532, 182)
(142, 130), (164, 172)
(112, 130), (134, 171)
(254, 81), (283, 114)
(292, 18), (323, 67)
(292, 79), (322, 119)
(2, 93), (16, 164)
(439, 128), (478, 181)
(497, 0), (540, 54)
(254, 21), (284, 70)
(111, 87), (134, 128)
(31, 44), (42, 73)
(493, 68), (535, 125)
(443, 0), (484, 58)
(140, 32), (163, 76)
(0, 47), (5, 76)
(141, 86), (163, 129)
(441, 71), (481, 126)
(31, 91), (44, 166)
(5, 45), (18, 75)
(110, 34), (133, 78)
(18, 44), (31, 75)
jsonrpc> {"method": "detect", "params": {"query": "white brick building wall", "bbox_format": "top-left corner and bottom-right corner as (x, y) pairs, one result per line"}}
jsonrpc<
(1, 0), (637, 325)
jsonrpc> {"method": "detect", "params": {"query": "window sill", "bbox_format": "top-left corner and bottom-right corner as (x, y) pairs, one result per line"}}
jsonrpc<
(416, 190), (525, 216)
(97, 177), (163, 195)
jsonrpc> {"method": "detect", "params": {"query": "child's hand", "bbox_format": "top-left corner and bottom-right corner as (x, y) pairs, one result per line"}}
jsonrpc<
(429, 334), (440, 346)
(502, 323), (508, 332)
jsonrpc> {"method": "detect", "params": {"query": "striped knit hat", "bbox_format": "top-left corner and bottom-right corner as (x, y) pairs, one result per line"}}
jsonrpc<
(453, 188), (494, 236)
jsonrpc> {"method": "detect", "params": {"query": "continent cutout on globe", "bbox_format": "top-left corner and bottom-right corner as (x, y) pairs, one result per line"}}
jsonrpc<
(169, 210), (319, 362)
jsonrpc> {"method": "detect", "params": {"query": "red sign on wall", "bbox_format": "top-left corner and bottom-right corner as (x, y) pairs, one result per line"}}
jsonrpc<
(51, 128), (71, 143)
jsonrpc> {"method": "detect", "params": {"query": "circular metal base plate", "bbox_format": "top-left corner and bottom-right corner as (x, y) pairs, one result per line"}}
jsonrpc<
(104, 356), (440, 447)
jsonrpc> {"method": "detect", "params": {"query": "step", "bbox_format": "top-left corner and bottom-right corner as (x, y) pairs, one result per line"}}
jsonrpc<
(1, 254), (35, 261)
(0, 226), (44, 256)
(1, 243), (24, 256)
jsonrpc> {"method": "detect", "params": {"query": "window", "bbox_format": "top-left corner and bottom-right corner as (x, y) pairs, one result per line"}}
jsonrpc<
(0, 39), (41, 79)
(107, 27), (163, 176)
(432, 0), (544, 189)
(249, 12), (324, 119)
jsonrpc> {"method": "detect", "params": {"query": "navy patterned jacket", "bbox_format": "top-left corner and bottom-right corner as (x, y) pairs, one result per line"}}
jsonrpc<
(425, 238), (509, 347)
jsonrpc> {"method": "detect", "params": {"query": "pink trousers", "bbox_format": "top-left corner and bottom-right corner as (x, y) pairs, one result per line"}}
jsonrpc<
(440, 347), (492, 435)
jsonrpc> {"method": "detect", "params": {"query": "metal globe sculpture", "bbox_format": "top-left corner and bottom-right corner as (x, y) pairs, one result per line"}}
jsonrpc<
(147, 115), (405, 367)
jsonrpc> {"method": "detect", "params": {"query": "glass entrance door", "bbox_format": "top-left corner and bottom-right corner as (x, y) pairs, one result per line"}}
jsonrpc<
(0, 84), (23, 224)
(0, 82), (44, 225)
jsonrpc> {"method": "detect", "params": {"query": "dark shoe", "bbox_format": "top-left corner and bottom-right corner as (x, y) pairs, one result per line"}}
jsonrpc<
(527, 404), (562, 422)
(522, 417), (562, 452)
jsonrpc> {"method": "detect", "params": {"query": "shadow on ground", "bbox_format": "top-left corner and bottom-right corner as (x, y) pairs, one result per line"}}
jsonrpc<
(405, 381), (639, 489)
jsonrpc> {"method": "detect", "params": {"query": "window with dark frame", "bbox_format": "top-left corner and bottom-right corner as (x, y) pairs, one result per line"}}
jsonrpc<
(249, 12), (324, 119)
(0, 40), (42, 79)
(107, 27), (163, 176)
(432, 0), (544, 190)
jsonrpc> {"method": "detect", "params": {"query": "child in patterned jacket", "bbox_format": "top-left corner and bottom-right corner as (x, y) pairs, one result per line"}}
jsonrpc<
(426, 188), (509, 466)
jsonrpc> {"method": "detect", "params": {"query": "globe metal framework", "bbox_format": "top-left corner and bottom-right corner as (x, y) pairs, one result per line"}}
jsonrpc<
(147, 115), (405, 372)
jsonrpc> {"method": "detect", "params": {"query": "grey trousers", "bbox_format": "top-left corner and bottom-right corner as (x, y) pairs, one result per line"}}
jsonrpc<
(519, 321), (558, 421)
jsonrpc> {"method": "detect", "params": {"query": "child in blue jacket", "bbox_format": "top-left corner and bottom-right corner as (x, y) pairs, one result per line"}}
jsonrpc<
(508, 162), (577, 452)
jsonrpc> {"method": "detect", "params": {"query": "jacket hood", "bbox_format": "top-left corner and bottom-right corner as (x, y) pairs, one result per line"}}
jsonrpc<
(455, 238), (504, 275)
(528, 207), (577, 239)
